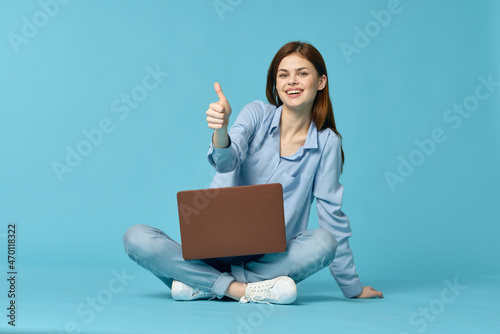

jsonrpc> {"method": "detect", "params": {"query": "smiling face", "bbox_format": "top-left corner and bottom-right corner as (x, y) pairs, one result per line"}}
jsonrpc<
(275, 53), (327, 114)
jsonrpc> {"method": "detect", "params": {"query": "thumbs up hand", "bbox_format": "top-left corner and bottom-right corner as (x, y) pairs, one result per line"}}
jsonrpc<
(206, 82), (232, 132)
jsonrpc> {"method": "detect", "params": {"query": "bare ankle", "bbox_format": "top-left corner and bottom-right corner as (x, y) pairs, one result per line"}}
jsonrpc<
(225, 281), (246, 300)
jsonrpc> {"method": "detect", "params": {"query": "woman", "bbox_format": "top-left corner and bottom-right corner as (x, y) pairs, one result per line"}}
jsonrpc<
(123, 41), (383, 304)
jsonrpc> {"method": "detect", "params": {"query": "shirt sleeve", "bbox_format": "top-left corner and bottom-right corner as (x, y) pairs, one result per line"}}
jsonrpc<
(207, 101), (263, 173)
(313, 131), (363, 298)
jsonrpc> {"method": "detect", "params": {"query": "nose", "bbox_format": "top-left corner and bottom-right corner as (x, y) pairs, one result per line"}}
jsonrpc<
(288, 74), (298, 85)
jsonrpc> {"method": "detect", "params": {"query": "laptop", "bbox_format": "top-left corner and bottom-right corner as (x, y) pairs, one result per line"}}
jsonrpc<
(177, 183), (287, 260)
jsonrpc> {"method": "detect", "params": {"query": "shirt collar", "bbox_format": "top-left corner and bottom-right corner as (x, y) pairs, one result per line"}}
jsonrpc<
(269, 105), (282, 135)
(269, 105), (319, 150)
(303, 121), (318, 149)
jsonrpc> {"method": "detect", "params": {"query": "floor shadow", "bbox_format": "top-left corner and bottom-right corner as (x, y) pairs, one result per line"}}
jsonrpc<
(295, 294), (352, 304)
(140, 292), (239, 302)
(140, 292), (172, 299)
(139, 292), (349, 305)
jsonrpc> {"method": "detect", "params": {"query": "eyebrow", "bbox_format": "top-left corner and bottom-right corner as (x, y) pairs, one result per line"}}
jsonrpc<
(277, 67), (309, 72)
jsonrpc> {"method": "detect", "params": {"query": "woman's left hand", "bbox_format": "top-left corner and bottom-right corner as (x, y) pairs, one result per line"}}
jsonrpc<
(353, 286), (383, 299)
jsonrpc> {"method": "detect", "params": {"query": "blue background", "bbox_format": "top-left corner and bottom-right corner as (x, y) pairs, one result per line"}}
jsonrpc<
(0, 0), (499, 333)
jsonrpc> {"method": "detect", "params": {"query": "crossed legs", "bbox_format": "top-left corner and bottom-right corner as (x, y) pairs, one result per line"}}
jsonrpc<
(122, 224), (337, 300)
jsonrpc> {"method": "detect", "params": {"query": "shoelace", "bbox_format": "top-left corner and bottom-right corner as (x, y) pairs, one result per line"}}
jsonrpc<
(240, 281), (282, 304)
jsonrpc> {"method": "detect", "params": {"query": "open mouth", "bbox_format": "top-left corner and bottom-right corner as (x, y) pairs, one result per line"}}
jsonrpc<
(286, 89), (303, 98)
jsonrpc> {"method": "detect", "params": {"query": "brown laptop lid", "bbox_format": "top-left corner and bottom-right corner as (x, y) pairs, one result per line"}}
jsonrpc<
(177, 183), (287, 260)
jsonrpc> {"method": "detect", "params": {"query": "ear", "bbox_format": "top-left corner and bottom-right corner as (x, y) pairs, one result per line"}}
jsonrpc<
(317, 74), (327, 91)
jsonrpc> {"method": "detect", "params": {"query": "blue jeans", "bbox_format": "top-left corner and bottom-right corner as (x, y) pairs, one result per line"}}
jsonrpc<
(122, 224), (337, 299)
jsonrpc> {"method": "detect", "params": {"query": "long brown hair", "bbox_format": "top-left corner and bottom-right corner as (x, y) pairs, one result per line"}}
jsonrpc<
(266, 41), (344, 171)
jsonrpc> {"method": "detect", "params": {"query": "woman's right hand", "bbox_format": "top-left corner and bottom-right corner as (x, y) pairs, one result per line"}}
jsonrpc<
(206, 82), (232, 131)
(206, 82), (232, 148)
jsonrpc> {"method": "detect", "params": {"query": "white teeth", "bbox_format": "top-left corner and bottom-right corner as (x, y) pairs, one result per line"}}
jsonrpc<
(287, 90), (302, 94)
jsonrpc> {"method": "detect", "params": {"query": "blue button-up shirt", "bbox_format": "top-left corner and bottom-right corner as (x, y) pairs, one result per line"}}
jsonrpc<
(207, 100), (363, 298)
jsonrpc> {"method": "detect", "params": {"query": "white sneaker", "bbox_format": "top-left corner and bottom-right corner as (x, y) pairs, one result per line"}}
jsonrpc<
(171, 280), (216, 301)
(239, 276), (297, 304)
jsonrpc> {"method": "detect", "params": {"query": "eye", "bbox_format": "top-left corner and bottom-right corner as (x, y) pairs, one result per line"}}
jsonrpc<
(278, 73), (287, 78)
(299, 72), (308, 77)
